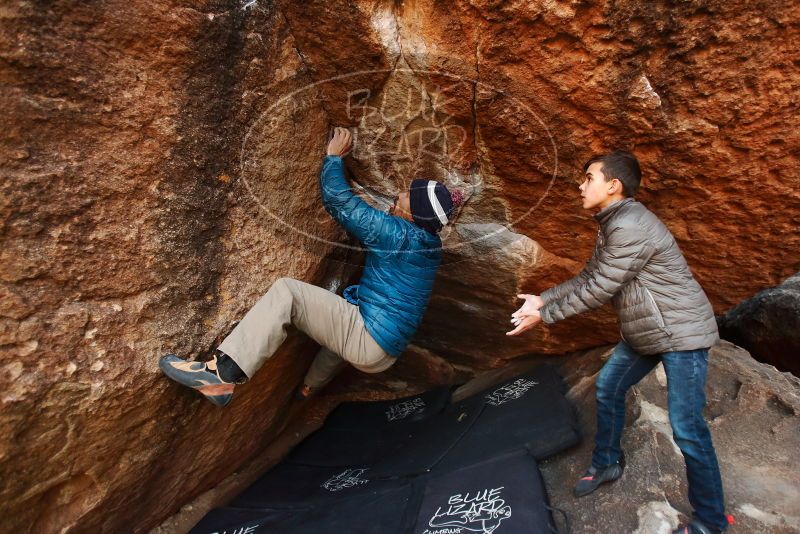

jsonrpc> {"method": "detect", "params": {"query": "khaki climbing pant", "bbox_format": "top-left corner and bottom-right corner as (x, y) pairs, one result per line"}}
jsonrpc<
(218, 277), (396, 388)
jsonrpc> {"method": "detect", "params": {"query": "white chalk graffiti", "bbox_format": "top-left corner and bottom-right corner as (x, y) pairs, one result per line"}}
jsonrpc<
(321, 468), (370, 492)
(485, 379), (538, 406)
(425, 486), (512, 534)
(385, 397), (426, 421)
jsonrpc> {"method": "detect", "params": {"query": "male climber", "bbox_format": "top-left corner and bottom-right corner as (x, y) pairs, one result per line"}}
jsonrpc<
(160, 127), (463, 407)
(507, 151), (728, 534)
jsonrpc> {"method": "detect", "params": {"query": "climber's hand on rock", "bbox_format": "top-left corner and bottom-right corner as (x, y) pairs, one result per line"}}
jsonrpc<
(327, 127), (353, 157)
(511, 294), (544, 320)
(506, 309), (542, 336)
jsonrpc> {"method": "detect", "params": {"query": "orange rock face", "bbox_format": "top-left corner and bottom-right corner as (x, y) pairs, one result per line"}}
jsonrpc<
(1, 0), (798, 531)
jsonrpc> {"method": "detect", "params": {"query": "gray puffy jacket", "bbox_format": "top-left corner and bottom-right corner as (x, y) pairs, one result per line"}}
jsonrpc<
(539, 198), (719, 355)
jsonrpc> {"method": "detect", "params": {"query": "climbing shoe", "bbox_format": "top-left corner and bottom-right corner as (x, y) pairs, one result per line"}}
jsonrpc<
(573, 458), (624, 497)
(673, 515), (734, 534)
(159, 351), (242, 407)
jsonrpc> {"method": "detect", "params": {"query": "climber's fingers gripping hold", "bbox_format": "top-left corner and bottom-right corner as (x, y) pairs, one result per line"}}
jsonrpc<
(327, 127), (353, 157)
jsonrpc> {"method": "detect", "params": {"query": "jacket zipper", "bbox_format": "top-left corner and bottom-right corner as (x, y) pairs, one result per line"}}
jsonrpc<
(643, 286), (667, 330)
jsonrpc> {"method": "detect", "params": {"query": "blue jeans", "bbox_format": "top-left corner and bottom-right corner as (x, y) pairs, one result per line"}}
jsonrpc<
(592, 342), (727, 531)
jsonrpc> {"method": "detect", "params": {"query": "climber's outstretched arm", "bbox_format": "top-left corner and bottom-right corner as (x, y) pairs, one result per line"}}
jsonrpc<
(319, 127), (407, 250)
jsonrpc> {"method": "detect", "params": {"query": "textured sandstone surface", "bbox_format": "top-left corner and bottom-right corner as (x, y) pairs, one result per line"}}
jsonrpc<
(1, 2), (349, 532)
(2, 0), (799, 532)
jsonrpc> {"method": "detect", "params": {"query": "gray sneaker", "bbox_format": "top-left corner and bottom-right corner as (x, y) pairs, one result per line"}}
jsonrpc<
(159, 353), (235, 407)
(573, 460), (624, 497)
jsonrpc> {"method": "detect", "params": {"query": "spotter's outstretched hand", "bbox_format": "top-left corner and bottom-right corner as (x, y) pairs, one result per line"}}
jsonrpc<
(506, 310), (542, 336)
(507, 294), (544, 336)
(511, 294), (544, 320)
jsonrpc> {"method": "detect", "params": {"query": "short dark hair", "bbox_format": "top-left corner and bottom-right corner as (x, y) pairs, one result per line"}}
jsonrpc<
(583, 150), (641, 197)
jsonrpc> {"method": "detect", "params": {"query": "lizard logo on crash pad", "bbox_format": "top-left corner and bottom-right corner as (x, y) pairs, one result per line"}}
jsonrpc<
(485, 379), (538, 406)
(385, 397), (427, 421)
(320, 468), (369, 492)
(425, 486), (512, 534)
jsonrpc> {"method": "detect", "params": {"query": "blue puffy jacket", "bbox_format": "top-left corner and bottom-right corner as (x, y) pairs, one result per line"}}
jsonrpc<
(320, 156), (442, 357)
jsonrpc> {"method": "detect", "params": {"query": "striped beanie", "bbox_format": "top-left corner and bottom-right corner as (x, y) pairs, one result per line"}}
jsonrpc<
(409, 179), (465, 234)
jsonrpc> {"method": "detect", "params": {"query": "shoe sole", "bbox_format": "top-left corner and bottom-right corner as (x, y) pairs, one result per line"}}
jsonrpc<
(159, 355), (234, 407)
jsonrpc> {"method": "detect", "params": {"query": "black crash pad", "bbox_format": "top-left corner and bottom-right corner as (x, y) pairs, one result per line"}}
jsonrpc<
(191, 365), (579, 534)
(324, 387), (451, 430)
(229, 463), (409, 510)
(191, 483), (416, 534)
(413, 451), (556, 534)
(189, 507), (291, 534)
(287, 395), (485, 477)
(436, 365), (580, 470)
(193, 454), (558, 534)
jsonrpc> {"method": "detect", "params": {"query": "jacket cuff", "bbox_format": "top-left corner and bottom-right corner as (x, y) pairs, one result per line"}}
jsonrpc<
(540, 287), (557, 304)
(539, 304), (557, 324)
